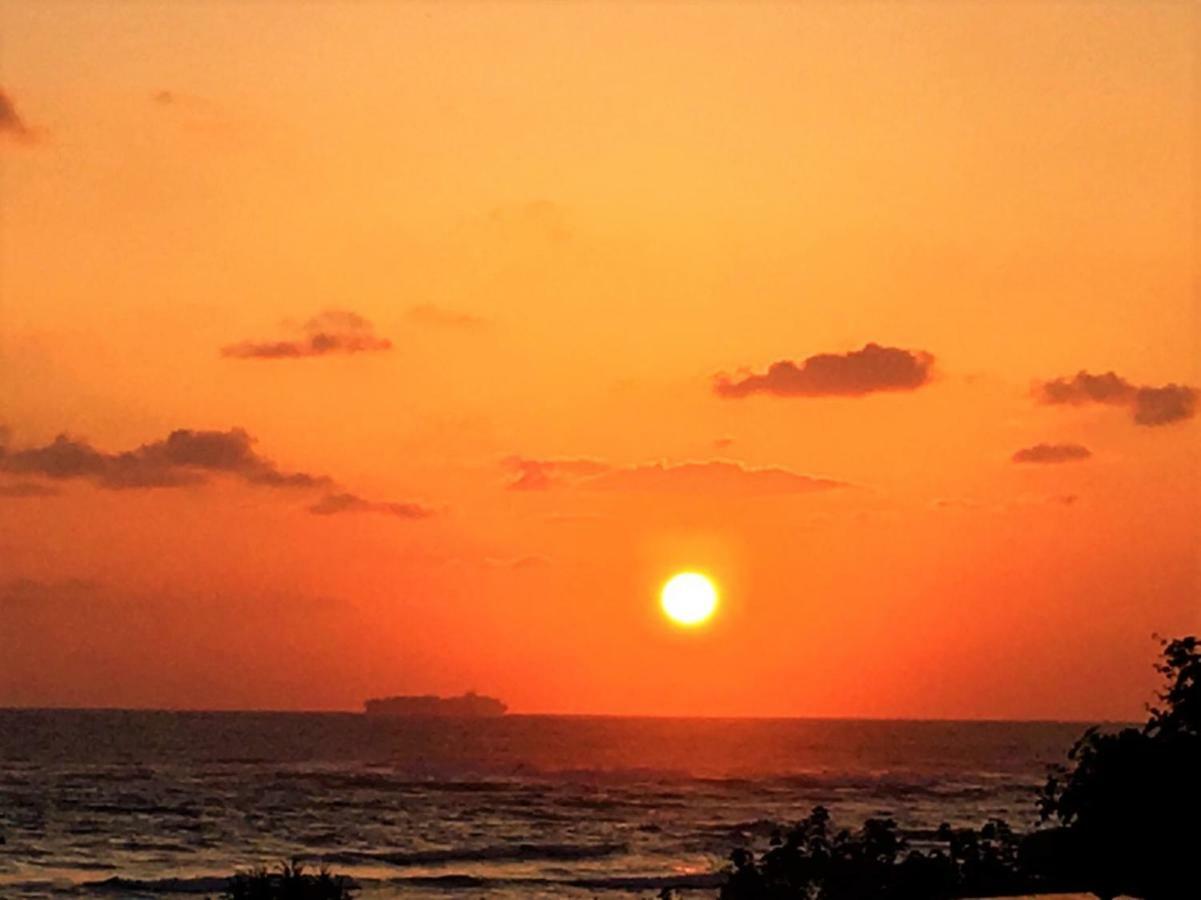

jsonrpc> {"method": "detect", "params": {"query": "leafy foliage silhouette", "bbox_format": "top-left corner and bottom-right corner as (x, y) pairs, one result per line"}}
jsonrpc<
(719, 807), (1031, 900)
(1036, 636), (1200, 899)
(222, 858), (355, 900)
(721, 635), (1199, 899)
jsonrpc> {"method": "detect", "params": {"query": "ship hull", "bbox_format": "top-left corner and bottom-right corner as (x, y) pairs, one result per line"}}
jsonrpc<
(363, 693), (507, 717)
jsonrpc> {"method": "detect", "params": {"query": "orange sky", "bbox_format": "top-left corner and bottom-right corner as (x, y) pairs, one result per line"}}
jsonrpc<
(1, 2), (1197, 719)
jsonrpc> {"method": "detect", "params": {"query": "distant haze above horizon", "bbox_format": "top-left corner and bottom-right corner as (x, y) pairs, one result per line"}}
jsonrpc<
(1, 2), (1197, 720)
(0, 705), (1141, 727)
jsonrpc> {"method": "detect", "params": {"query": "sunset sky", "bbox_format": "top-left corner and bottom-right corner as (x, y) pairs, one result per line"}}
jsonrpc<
(1, 2), (1197, 719)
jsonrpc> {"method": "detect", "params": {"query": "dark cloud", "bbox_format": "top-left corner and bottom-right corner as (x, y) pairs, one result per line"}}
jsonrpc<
(0, 88), (35, 142)
(1133, 385), (1197, 427)
(1012, 443), (1092, 464)
(152, 90), (176, 105)
(504, 457), (610, 491)
(0, 481), (59, 498)
(308, 492), (433, 520)
(0, 428), (329, 491)
(1039, 371), (1136, 406)
(506, 457), (845, 494)
(222, 310), (392, 360)
(1038, 370), (1197, 427)
(715, 343), (934, 398)
(407, 304), (488, 331)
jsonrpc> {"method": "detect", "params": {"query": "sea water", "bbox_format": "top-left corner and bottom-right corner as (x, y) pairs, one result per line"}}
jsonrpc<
(0, 710), (1092, 898)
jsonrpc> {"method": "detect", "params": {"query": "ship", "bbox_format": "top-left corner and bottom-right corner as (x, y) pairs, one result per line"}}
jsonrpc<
(362, 691), (508, 718)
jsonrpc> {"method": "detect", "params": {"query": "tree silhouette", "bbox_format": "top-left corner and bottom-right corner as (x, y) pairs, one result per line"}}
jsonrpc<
(1037, 636), (1200, 900)
(721, 635), (1199, 899)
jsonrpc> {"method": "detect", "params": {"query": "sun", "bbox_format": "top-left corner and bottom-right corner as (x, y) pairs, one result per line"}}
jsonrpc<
(660, 572), (719, 627)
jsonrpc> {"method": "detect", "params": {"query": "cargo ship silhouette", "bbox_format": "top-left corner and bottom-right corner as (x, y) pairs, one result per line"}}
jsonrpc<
(363, 691), (508, 717)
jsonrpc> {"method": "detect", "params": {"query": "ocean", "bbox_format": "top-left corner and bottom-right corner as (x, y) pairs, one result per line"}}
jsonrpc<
(0, 710), (1091, 898)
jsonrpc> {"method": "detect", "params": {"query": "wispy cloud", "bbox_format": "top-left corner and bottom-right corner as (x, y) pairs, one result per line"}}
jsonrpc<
(0, 481), (59, 498)
(482, 554), (551, 570)
(715, 343), (934, 398)
(222, 310), (392, 360)
(1038, 371), (1197, 427)
(505, 456), (845, 494)
(504, 457), (610, 491)
(307, 492), (433, 520)
(406, 304), (488, 331)
(588, 460), (846, 494)
(1012, 443), (1092, 464)
(0, 88), (38, 143)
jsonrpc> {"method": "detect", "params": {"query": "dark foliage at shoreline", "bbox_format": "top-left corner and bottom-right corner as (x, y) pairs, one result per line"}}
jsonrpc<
(718, 807), (1057, 900)
(221, 859), (355, 900)
(1033, 636), (1200, 900)
(719, 635), (1200, 900)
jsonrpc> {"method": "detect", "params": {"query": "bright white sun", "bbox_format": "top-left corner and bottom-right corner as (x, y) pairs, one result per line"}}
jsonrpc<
(660, 572), (719, 627)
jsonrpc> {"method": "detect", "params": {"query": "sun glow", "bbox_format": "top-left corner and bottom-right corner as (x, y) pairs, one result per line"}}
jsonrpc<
(660, 573), (719, 627)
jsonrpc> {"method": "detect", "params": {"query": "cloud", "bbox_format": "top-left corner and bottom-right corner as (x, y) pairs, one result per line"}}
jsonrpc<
(222, 310), (392, 360)
(307, 492), (433, 520)
(930, 498), (983, 510)
(0, 88), (37, 143)
(1038, 371), (1197, 427)
(506, 456), (845, 494)
(1012, 443), (1092, 464)
(482, 554), (551, 570)
(1008, 493), (1080, 510)
(504, 457), (610, 491)
(407, 304), (488, 331)
(0, 481), (59, 498)
(715, 343), (935, 398)
(0, 428), (330, 491)
(587, 460), (846, 494)
(1132, 385), (1197, 427)
(932, 494), (1080, 513)
(1039, 371), (1134, 406)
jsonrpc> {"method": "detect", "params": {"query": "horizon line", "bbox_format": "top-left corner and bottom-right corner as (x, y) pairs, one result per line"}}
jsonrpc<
(0, 704), (1135, 726)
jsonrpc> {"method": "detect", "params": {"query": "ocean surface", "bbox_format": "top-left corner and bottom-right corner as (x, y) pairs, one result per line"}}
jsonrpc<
(0, 710), (1092, 898)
